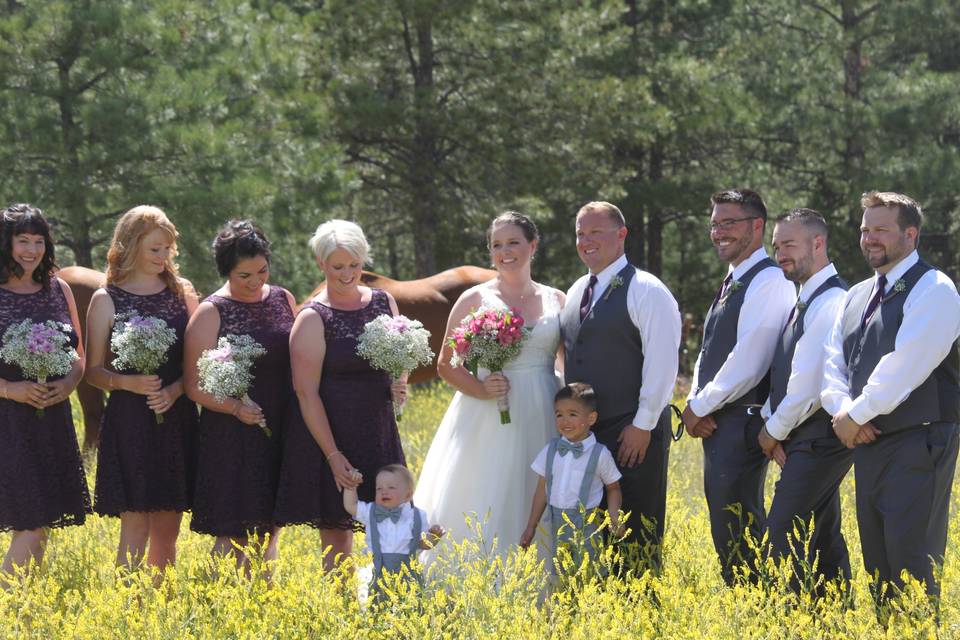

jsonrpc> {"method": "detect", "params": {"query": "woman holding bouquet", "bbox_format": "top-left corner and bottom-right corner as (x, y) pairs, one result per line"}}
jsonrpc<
(274, 219), (406, 570)
(0, 203), (90, 579)
(184, 220), (295, 573)
(84, 206), (199, 573)
(414, 212), (564, 561)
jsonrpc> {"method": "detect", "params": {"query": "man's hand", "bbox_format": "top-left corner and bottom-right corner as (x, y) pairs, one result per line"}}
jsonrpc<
(617, 426), (651, 467)
(683, 404), (717, 438)
(758, 426), (787, 468)
(832, 411), (879, 449)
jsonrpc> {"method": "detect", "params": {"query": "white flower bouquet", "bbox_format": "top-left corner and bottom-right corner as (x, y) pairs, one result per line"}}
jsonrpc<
(0, 319), (79, 417)
(110, 312), (177, 423)
(197, 333), (270, 436)
(356, 314), (434, 421)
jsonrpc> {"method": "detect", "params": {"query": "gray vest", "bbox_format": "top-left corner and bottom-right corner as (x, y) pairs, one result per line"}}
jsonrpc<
(696, 257), (779, 407)
(768, 273), (847, 442)
(840, 260), (960, 434)
(561, 264), (645, 420)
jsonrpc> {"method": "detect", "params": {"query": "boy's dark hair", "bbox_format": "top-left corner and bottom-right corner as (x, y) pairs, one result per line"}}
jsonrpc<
(554, 382), (597, 413)
(377, 464), (415, 491)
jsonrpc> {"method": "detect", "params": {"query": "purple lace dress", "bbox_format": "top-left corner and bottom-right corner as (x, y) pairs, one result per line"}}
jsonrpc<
(275, 289), (405, 530)
(94, 285), (198, 516)
(0, 278), (91, 532)
(190, 286), (294, 537)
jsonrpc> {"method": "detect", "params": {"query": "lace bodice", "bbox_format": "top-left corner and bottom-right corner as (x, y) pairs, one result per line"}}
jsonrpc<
(0, 278), (77, 382)
(305, 288), (393, 378)
(206, 286), (295, 377)
(106, 284), (188, 385)
(476, 285), (561, 372)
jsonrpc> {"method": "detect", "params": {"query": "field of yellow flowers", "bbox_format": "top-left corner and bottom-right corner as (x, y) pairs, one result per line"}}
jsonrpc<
(1, 385), (957, 639)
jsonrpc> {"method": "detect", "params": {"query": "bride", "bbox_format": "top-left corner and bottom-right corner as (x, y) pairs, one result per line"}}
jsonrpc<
(414, 211), (564, 562)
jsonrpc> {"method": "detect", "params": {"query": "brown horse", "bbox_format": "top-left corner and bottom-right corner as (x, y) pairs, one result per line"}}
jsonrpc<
(59, 264), (495, 449)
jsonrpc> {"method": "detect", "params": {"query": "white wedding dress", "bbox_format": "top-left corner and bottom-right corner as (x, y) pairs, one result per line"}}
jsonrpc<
(414, 286), (561, 564)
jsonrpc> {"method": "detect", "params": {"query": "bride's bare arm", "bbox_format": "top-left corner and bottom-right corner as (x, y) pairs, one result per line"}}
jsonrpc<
(437, 288), (504, 400)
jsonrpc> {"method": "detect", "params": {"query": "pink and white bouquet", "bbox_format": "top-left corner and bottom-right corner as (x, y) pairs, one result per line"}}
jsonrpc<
(0, 319), (79, 417)
(197, 333), (270, 437)
(356, 314), (434, 421)
(110, 312), (177, 423)
(448, 306), (528, 424)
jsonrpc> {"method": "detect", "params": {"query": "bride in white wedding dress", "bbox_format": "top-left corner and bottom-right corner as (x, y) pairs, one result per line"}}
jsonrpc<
(414, 212), (564, 564)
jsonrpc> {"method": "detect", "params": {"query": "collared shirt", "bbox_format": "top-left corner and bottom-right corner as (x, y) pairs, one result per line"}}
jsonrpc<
(687, 247), (796, 417)
(760, 263), (845, 440)
(531, 434), (622, 509)
(821, 250), (960, 424)
(566, 254), (682, 430)
(354, 501), (430, 554)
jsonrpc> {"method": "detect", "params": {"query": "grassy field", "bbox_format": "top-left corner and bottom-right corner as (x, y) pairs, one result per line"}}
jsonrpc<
(0, 384), (957, 639)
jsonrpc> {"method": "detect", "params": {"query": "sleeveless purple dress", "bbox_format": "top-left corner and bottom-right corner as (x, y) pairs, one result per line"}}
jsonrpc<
(190, 286), (294, 537)
(0, 278), (91, 531)
(275, 289), (405, 530)
(93, 285), (198, 516)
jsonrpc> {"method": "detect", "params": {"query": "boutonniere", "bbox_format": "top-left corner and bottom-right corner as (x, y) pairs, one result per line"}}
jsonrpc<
(796, 299), (807, 313)
(892, 279), (906, 295)
(603, 274), (625, 300)
(719, 280), (743, 305)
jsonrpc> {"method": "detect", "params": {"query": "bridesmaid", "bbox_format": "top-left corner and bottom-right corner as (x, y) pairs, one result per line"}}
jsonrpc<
(0, 203), (90, 580)
(184, 220), (295, 573)
(274, 219), (406, 570)
(84, 206), (199, 572)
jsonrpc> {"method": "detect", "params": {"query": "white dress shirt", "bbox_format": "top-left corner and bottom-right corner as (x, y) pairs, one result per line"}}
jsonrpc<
(687, 247), (796, 417)
(821, 250), (960, 425)
(531, 434), (622, 509)
(355, 501), (430, 554)
(760, 263), (846, 441)
(566, 254), (682, 430)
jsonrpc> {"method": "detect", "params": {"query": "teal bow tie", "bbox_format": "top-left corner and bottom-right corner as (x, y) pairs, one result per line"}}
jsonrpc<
(373, 504), (403, 523)
(557, 440), (585, 459)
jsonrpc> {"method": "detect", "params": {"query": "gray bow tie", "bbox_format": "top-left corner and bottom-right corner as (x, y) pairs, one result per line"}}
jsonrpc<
(557, 440), (585, 458)
(373, 504), (403, 523)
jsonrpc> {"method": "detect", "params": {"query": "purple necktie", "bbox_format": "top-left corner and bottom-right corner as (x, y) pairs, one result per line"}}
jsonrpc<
(861, 274), (887, 330)
(712, 273), (733, 308)
(579, 275), (598, 323)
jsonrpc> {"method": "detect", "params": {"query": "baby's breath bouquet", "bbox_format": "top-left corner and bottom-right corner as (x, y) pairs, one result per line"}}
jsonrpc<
(0, 319), (79, 417)
(448, 306), (528, 424)
(197, 334), (270, 436)
(110, 312), (177, 423)
(356, 314), (434, 421)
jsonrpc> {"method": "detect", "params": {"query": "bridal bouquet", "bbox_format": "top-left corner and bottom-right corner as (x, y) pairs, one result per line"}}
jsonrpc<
(197, 334), (270, 437)
(110, 312), (177, 423)
(356, 314), (434, 421)
(0, 319), (79, 417)
(449, 306), (528, 424)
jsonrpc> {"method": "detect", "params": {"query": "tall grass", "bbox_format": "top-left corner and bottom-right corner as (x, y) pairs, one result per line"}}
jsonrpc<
(0, 385), (956, 638)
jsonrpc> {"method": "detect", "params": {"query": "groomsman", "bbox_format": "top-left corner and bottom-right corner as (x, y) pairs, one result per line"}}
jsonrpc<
(560, 201), (681, 568)
(821, 191), (960, 602)
(757, 209), (852, 594)
(682, 188), (794, 585)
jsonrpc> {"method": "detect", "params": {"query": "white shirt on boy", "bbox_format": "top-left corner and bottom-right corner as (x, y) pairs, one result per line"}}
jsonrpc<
(355, 500), (429, 554)
(531, 434), (622, 510)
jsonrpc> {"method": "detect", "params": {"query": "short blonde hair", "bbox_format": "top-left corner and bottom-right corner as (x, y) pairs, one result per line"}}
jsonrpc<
(106, 205), (182, 296)
(308, 219), (371, 264)
(377, 464), (415, 492)
(576, 201), (626, 228)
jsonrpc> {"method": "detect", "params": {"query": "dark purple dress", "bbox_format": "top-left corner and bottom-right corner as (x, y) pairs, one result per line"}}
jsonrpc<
(275, 289), (405, 530)
(190, 286), (294, 537)
(0, 278), (91, 532)
(94, 285), (198, 516)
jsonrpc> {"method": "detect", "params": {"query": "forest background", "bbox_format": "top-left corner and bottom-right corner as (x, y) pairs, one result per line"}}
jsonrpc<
(2, 0), (959, 371)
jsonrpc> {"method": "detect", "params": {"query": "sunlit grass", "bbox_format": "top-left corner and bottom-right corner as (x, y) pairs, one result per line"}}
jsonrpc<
(0, 385), (956, 638)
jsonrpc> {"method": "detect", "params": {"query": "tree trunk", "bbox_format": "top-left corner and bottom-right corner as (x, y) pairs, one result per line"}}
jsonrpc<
(57, 52), (93, 267)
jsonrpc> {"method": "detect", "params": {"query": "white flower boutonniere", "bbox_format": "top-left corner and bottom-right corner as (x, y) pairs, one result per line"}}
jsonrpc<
(603, 274), (625, 300)
(796, 299), (807, 313)
(892, 279), (907, 295)
(720, 280), (743, 305)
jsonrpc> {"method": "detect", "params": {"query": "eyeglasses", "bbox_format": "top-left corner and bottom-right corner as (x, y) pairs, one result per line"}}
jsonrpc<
(709, 216), (759, 232)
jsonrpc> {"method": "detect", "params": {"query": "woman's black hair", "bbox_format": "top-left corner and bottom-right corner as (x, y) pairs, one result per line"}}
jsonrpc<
(0, 203), (58, 291)
(212, 219), (272, 277)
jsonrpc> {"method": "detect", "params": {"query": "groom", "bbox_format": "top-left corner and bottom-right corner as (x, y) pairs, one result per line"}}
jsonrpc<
(560, 201), (681, 568)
